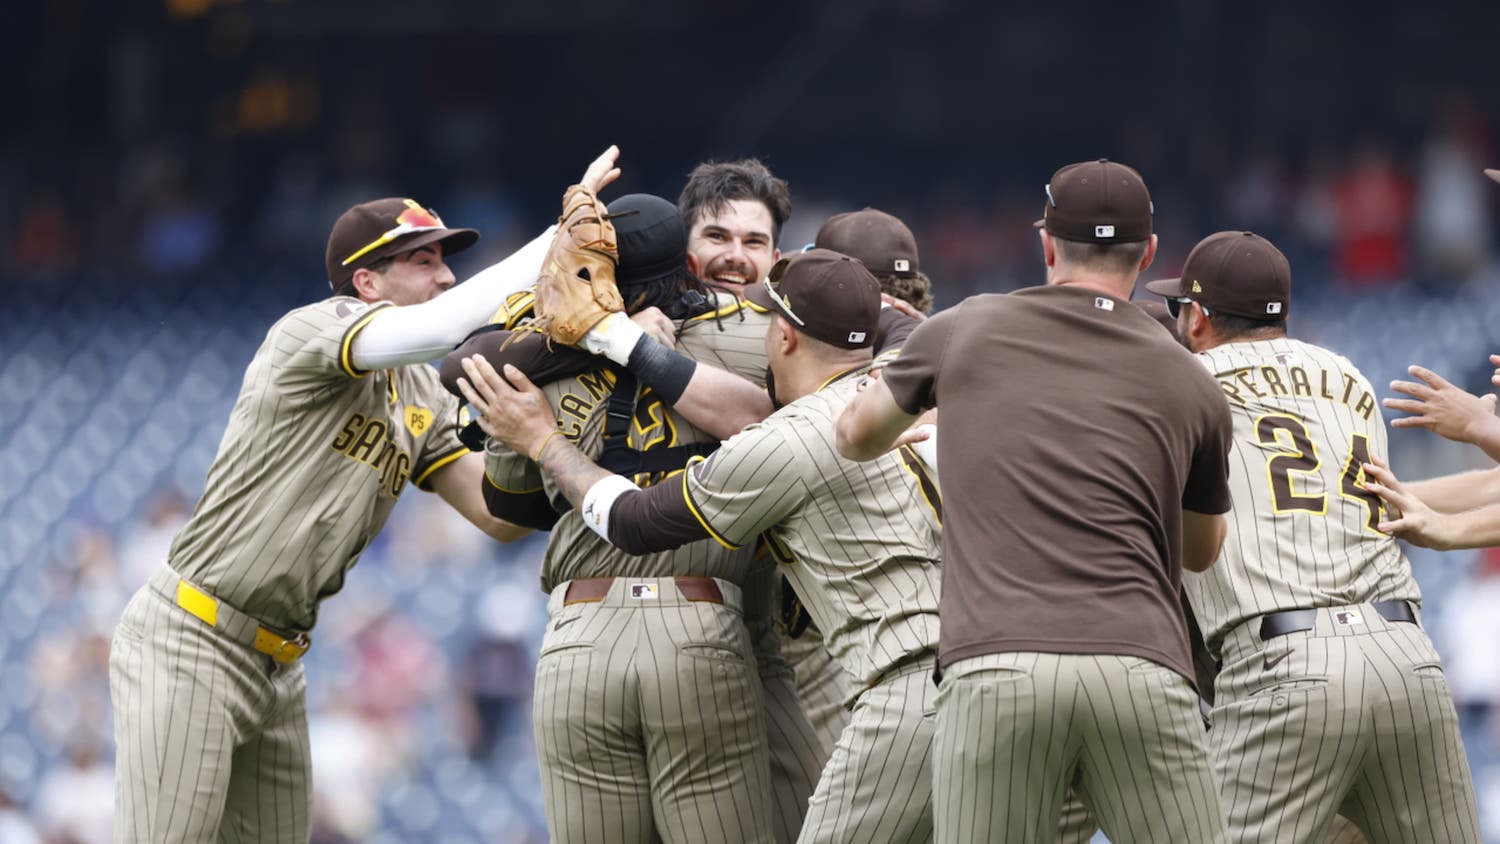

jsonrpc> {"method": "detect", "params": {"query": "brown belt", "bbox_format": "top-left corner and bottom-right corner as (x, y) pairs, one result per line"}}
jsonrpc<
(563, 576), (725, 605)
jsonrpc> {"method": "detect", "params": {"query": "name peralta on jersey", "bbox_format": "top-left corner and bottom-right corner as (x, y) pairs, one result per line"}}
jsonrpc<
(1185, 337), (1421, 654)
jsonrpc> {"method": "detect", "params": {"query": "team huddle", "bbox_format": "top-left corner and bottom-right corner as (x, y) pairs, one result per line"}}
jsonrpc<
(107, 146), (1494, 843)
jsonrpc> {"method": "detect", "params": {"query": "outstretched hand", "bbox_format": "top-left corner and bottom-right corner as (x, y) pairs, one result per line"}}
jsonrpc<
(579, 145), (622, 195)
(456, 356), (559, 459)
(1384, 364), (1498, 444)
(1361, 454), (1452, 550)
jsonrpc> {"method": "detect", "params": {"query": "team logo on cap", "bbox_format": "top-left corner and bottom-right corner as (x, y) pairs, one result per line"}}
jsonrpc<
(1191, 280), (1203, 293)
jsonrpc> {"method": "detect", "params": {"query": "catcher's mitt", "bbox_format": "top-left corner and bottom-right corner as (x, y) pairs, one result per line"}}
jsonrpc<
(532, 184), (624, 346)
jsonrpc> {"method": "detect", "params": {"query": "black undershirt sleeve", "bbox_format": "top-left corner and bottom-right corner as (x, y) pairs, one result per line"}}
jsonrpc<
(875, 307), (919, 353)
(481, 482), (562, 531)
(606, 480), (712, 555)
(439, 326), (600, 398)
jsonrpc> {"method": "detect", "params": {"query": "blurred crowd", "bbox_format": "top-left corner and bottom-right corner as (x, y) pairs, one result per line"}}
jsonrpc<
(7, 93), (1500, 842)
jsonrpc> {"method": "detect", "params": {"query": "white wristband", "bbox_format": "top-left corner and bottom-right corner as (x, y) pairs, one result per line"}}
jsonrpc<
(579, 474), (642, 541)
(910, 423), (938, 476)
(580, 311), (646, 365)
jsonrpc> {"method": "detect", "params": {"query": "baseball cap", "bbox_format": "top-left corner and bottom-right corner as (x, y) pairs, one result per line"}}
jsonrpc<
(745, 249), (880, 349)
(1486, 168), (1500, 185)
(814, 208), (920, 278)
(1035, 159), (1153, 243)
(608, 193), (686, 288)
(1143, 231), (1290, 320)
(326, 198), (478, 291)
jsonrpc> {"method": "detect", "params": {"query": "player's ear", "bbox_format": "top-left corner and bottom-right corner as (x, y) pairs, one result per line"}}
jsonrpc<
(685, 252), (703, 278)
(350, 267), (382, 303)
(776, 315), (797, 353)
(1040, 230), (1057, 268)
(1138, 234), (1158, 273)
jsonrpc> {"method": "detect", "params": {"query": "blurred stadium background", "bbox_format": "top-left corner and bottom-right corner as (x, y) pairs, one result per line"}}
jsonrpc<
(5, 0), (1500, 841)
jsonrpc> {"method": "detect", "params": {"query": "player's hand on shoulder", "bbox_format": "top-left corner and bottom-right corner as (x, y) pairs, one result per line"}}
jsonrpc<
(630, 306), (676, 350)
(881, 293), (927, 322)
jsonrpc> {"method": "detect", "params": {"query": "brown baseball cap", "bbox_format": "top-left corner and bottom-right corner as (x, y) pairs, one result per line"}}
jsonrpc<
(814, 208), (920, 278)
(1035, 159), (1153, 243)
(1486, 168), (1500, 185)
(745, 249), (880, 349)
(325, 198), (478, 291)
(1143, 231), (1290, 320)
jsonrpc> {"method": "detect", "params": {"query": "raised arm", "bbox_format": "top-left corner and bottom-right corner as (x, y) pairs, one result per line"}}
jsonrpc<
(1384, 362), (1500, 463)
(835, 371), (922, 461)
(349, 146), (623, 371)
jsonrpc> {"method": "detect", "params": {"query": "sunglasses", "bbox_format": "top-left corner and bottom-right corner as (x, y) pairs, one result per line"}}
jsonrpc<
(341, 201), (446, 267)
(1164, 298), (1210, 319)
(762, 259), (806, 327)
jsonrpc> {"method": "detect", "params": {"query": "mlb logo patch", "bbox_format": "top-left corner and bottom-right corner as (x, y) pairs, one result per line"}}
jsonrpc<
(629, 583), (659, 600)
(1094, 297), (1115, 311)
(1335, 609), (1363, 626)
(1267, 302), (1283, 314)
(893, 259), (910, 272)
(848, 331), (867, 343)
(1095, 225), (1115, 238)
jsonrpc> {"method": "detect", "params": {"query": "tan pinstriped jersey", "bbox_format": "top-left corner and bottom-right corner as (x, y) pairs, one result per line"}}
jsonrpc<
(484, 293), (776, 592)
(1185, 337), (1421, 654)
(169, 297), (468, 631)
(683, 368), (943, 695)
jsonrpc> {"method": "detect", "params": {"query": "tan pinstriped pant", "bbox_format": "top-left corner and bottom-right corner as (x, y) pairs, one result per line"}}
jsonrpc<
(1212, 605), (1481, 844)
(782, 621), (852, 757)
(933, 651), (1227, 844)
(110, 578), (311, 843)
(744, 564), (828, 844)
(535, 577), (774, 844)
(799, 657), (936, 843)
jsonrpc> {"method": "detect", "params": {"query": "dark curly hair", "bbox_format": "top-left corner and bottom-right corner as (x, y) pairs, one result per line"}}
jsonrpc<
(678, 159), (792, 245)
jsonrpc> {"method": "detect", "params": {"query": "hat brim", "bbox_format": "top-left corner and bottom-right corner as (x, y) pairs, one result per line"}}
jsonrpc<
(364, 227), (480, 267)
(743, 278), (795, 324)
(1141, 277), (1183, 299)
(1487, 169), (1500, 185)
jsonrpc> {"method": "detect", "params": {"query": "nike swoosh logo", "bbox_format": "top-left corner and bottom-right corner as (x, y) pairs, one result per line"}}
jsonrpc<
(1263, 650), (1292, 671)
(553, 617), (579, 632)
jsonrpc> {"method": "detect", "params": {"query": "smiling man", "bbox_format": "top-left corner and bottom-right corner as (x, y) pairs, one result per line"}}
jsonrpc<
(108, 148), (623, 843)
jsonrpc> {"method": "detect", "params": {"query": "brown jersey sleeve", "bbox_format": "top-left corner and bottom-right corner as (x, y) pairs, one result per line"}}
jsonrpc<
(882, 305), (962, 415)
(1183, 384), (1234, 514)
(439, 325), (598, 397)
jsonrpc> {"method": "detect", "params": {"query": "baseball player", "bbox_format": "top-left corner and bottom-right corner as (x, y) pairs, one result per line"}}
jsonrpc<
(460, 249), (943, 843)
(676, 159), (854, 781)
(445, 191), (798, 844)
(107, 147), (624, 842)
(838, 159), (1233, 843)
(1146, 230), (1482, 842)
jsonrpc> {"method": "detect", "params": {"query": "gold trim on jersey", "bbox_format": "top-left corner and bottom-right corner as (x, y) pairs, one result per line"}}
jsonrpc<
(338, 302), (394, 378)
(413, 446), (467, 490)
(816, 365), (868, 393)
(689, 296), (761, 322)
(896, 445), (943, 526)
(490, 290), (537, 328)
(682, 455), (741, 550)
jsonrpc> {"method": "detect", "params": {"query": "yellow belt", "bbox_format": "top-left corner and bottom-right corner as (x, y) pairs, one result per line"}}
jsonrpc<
(174, 579), (311, 664)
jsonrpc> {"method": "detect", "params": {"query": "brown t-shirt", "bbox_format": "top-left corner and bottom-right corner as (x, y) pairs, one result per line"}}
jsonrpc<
(881, 285), (1232, 683)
